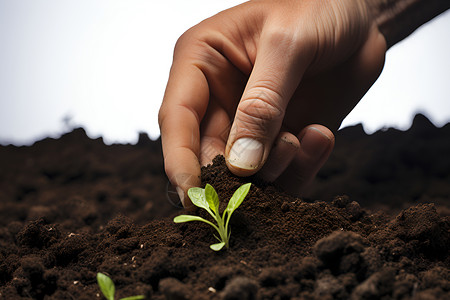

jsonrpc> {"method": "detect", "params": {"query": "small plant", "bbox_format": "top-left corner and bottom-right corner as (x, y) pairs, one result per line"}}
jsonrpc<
(96, 272), (145, 300)
(174, 183), (251, 251)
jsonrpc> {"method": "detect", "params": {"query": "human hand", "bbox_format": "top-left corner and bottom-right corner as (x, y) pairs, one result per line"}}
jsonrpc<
(158, 0), (386, 206)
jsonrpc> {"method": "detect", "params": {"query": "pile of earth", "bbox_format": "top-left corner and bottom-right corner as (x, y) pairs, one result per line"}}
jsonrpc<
(0, 113), (448, 299)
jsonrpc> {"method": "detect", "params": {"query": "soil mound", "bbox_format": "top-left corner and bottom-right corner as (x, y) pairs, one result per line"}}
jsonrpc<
(0, 114), (449, 299)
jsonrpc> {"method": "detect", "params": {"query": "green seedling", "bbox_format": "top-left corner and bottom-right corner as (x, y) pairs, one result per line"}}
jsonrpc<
(96, 272), (145, 300)
(174, 183), (251, 251)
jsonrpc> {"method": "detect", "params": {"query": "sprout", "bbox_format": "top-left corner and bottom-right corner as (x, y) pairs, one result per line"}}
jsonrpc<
(96, 272), (145, 300)
(174, 183), (251, 251)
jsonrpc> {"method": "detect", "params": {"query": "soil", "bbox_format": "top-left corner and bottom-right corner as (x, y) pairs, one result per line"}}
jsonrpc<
(0, 113), (449, 300)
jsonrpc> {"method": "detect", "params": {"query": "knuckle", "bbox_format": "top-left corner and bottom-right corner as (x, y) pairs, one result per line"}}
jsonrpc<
(174, 29), (192, 52)
(158, 104), (168, 129)
(263, 20), (316, 60)
(236, 87), (285, 135)
(174, 26), (202, 53)
(264, 24), (301, 50)
(241, 85), (285, 120)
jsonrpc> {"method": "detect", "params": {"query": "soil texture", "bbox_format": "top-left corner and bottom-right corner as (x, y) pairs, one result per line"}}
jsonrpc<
(0, 113), (449, 300)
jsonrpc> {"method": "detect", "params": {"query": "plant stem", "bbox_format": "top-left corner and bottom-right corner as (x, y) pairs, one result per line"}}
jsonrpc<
(216, 215), (229, 248)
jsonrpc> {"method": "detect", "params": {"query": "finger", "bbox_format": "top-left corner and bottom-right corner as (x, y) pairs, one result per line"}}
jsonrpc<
(199, 100), (230, 166)
(225, 29), (314, 176)
(258, 132), (300, 182)
(276, 125), (334, 195)
(274, 30), (384, 196)
(159, 61), (209, 207)
(284, 27), (386, 133)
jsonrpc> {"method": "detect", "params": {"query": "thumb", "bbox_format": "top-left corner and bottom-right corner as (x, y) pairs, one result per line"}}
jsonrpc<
(225, 31), (312, 176)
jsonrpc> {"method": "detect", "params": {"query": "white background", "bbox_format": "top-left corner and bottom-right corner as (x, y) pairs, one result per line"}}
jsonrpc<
(1, 0), (449, 145)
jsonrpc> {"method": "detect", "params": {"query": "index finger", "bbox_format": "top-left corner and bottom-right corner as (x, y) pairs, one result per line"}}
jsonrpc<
(158, 56), (209, 207)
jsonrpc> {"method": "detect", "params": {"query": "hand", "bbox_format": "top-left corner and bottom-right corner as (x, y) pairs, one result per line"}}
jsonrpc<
(158, 0), (386, 206)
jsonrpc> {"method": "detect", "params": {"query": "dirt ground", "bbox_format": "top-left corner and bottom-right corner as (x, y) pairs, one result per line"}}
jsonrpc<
(0, 113), (449, 300)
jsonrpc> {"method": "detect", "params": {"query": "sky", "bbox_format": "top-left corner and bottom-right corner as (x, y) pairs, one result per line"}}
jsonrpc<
(0, 1), (449, 145)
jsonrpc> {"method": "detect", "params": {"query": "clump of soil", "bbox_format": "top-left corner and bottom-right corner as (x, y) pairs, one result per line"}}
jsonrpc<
(0, 114), (449, 299)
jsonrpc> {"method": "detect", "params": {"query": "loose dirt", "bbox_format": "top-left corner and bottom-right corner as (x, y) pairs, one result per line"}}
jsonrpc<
(0, 114), (449, 299)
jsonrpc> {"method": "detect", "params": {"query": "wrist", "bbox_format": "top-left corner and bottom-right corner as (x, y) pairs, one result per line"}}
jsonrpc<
(366, 0), (450, 48)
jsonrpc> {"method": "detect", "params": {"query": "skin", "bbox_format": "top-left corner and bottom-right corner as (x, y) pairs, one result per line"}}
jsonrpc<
(158, 0), (387, 207)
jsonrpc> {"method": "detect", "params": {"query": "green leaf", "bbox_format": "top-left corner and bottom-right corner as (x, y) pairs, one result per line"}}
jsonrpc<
(187, 187), (209, 210)
(97, 272), (115, 300)
(226, 183), (251, 216)
(174, 215), (210, 224)
(173, 215), (219, 233)
(120, 296), (146, 300)
(205, 184), (219, 214)
(210, 242), (225, 251)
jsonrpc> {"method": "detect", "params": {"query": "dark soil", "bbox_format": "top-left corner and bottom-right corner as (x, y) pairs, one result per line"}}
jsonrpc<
(0, 113), (449, 300)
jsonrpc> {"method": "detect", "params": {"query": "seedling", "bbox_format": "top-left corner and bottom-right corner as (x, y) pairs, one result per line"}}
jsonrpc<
(96, 272), (145, 300)
(174, 183), (251, 251)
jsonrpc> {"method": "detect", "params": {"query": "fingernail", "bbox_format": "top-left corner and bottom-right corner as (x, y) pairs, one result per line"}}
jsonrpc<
(228, 138), (263, 170)
(300, 127), (331, 159)
(176, 186), (185, 204)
